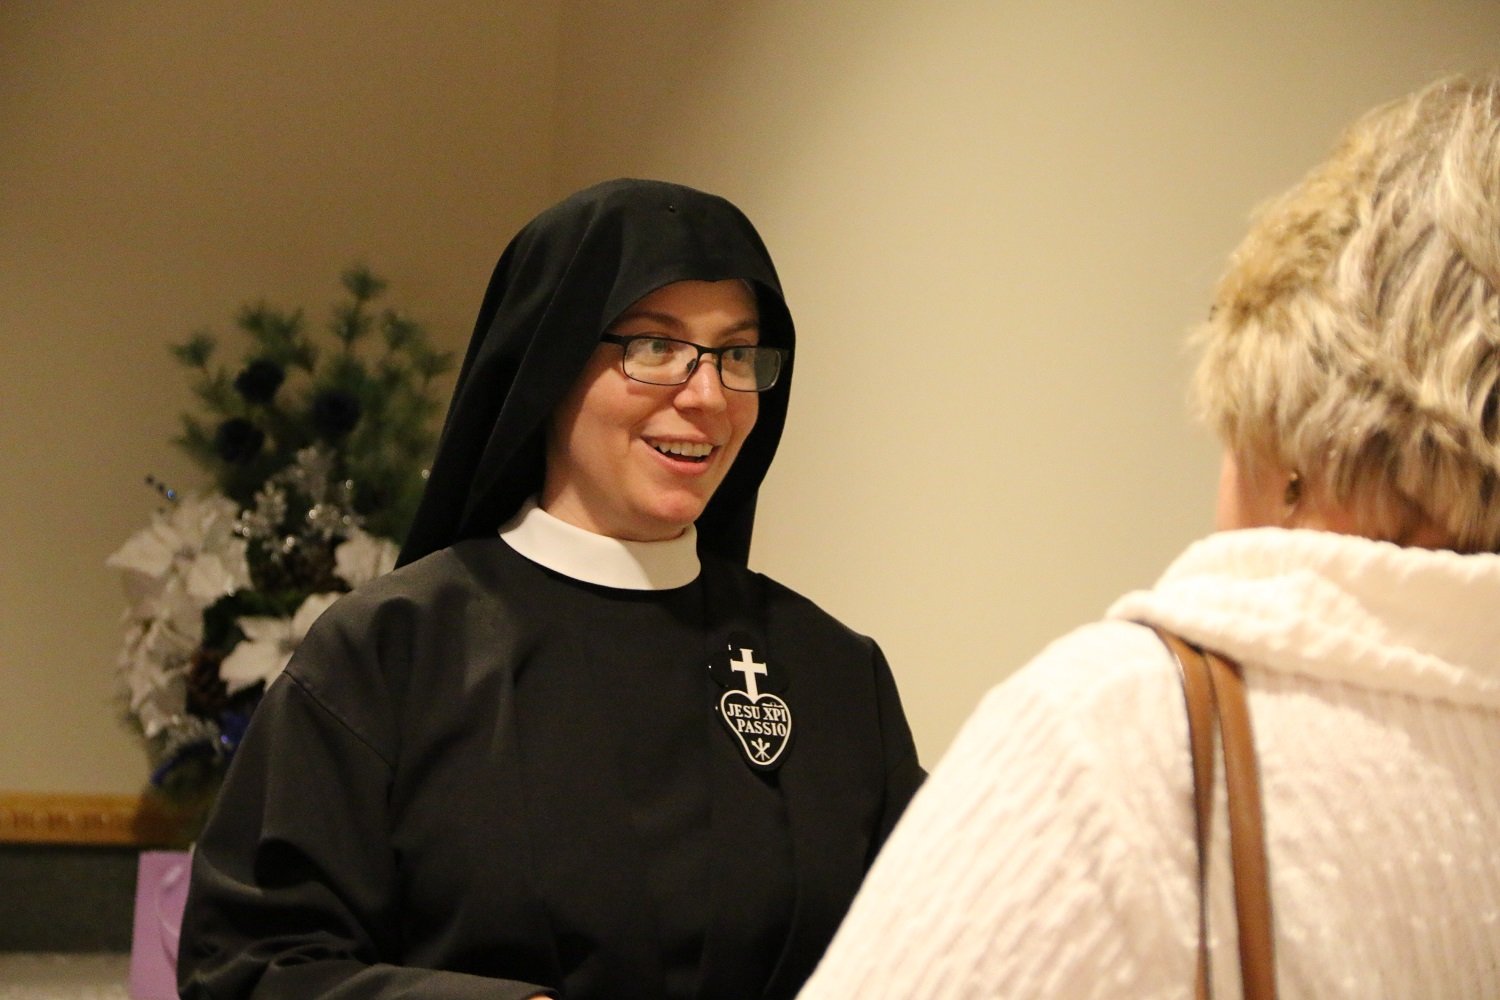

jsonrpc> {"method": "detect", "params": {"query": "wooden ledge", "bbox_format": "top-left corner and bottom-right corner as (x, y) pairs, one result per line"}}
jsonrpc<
(0, 791), (187, 846)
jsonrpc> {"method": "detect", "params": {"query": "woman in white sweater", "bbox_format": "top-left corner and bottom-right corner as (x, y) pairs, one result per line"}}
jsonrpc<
(800, 72), (1500, 999)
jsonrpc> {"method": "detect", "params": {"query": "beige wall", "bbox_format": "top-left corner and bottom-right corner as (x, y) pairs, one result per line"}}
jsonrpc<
(1, 3), (563, 793)
(553, 0), (1500, 765)
(5, 2), (1498, 795)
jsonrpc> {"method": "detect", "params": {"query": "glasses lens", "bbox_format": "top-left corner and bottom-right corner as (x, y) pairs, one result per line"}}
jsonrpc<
(719, 346), (781, 391)
(622, 337), (695, 385)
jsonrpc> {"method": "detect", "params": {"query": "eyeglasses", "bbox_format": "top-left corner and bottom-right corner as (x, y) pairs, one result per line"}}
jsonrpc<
(600, 334), (789, 392)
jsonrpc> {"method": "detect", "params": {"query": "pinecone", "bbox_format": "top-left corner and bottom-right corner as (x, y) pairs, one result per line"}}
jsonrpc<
(186, 647), (230, 719)
(288, 541), (344, 593)
(252, 536), (344, 596)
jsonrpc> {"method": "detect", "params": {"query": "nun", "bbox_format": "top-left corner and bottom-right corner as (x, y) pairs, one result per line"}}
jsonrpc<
(178, 178), (923, 1000)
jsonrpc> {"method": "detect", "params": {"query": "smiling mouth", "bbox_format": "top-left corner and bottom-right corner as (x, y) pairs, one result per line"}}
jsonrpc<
(651, 440), (714, 463)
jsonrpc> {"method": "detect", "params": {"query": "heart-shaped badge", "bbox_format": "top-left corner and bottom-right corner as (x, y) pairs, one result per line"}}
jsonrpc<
(719, 689), (793, 770)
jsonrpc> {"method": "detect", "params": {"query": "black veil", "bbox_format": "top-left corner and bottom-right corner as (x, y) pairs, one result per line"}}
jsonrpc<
(397, 178), (796, 568)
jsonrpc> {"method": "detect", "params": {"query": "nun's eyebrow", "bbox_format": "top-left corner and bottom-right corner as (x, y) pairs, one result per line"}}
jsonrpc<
(609, 309), (760, 337)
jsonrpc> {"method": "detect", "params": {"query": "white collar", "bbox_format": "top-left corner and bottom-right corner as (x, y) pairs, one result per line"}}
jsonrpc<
(498, 498), (700, 590)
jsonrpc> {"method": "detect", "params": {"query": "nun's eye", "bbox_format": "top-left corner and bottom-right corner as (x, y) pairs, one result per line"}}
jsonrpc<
(628, 336), (684, 366)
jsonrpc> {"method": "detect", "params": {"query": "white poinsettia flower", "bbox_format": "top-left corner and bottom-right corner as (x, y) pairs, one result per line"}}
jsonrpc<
(136, 576), (208, 641)
(115, 616), (198, 738)
(108, 493), (251, 613)
(334, 529), (400, 588)
(109, 587), (203, 728)
(218, 592), (341, 694)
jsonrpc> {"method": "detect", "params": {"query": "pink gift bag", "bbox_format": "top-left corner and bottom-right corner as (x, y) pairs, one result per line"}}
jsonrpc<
(129, 849), (192, 1000)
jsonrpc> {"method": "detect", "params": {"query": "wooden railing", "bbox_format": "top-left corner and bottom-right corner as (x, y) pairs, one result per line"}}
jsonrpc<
(0, 792), (187, 846)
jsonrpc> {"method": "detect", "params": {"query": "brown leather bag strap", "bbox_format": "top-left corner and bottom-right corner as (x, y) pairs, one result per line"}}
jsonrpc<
(1153, 627), (1217, 999)
(1148, 625), (1278, 1000)
(1204, 648), (1278, 1000)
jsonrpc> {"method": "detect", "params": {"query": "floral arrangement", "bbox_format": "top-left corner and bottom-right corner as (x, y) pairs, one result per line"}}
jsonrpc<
(107, 267), (452, 810)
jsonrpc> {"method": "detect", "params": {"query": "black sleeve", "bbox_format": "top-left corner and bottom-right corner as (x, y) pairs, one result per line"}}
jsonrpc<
(869, 643), (925, 858)
(177, 664), (552, 1000)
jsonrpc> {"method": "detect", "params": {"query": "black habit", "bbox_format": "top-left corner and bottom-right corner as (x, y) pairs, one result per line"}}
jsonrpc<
(178, 179), (923, 1000)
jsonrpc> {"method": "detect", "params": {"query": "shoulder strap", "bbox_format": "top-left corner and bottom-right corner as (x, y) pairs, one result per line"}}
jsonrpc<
(1154, 628), (1217, 999)
(1206, 646), (1278, 1000)
(1148, 625), (1278, 1000)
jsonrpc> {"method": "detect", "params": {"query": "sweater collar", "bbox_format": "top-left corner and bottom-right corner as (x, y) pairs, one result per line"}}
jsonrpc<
(1108, 528), (1500, 710)
(498, 497), (700, 590)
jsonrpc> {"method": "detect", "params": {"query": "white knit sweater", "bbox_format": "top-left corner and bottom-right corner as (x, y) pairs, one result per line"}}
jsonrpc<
(800, 529), (1500, 999)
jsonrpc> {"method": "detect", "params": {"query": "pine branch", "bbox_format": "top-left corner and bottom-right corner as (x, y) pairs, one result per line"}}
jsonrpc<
(170, 331), (217, 369)
(341, 264), (387, 304)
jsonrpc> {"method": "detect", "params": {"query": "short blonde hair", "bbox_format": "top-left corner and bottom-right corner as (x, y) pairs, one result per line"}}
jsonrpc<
(1193, 71), (1500, 552)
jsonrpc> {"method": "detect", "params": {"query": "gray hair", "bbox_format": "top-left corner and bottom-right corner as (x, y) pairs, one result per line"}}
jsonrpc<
(1192, 71), (1500, 552)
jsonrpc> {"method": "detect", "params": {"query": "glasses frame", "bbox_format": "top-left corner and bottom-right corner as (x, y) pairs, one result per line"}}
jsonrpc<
(599, 334), (789, 392)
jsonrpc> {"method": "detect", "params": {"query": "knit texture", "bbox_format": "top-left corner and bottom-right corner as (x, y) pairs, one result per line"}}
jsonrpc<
(800, 528), (1500, 998)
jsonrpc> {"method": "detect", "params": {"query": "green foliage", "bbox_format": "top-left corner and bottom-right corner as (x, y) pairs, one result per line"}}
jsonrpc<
(167, 267), (454, 546)
(234, 303), (313, 370)
(169, 331), (216, 369)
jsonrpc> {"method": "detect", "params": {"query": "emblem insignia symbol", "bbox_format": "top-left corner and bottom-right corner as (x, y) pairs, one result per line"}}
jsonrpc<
(717, 646), (792, 770)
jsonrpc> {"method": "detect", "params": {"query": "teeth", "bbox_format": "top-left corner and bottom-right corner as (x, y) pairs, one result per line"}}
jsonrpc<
(653, 440), (713, 458)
